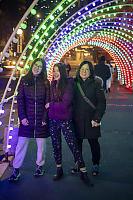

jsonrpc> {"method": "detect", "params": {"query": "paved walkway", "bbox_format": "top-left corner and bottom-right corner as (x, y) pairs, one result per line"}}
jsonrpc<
(0, 82), (133, 200)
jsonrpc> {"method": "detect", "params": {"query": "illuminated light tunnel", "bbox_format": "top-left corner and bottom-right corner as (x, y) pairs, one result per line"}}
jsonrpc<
(0, 0), (132, 154)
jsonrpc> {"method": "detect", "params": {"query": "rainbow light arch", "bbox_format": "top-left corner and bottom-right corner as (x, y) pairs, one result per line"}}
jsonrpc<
(48, 35), (132, 86)
(1, 0), (132, 87)
(0, 0), (132, 153)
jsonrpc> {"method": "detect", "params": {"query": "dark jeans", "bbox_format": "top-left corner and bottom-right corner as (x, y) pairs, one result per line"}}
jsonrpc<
(49, 119), (85, 169)
(77, 138), (100, 165)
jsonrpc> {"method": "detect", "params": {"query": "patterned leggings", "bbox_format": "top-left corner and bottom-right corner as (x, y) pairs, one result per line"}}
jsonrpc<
(50, 119), (85, 169)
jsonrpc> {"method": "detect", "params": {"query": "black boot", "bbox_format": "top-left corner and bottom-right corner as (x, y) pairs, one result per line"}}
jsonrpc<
(92, 164), (99, 176)
(71, 163), (80, 174)
(71, 167), (80, 174)
(80, 171), (94, 187)
(53, 167), (63, 181)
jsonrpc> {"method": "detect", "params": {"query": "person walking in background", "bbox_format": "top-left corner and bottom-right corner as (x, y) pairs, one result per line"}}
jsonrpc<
(94, 56), (111, 91)
(64, 59), (71, 77)
(106, 60), (114, 93)
(72, 60), (106, 176)
(45, 62), (93, 186)
(8, 58), (50, 182)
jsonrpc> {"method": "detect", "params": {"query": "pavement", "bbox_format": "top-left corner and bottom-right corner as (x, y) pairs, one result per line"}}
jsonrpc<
(0, 156), (14, 180)
(0, 81), (133, 200)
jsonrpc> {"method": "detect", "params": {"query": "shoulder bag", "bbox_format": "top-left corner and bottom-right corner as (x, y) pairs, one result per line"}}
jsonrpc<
(77, 82), (96, 110)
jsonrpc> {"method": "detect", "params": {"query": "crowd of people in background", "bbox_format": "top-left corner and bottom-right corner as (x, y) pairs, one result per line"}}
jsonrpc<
(8, 55), (114, 187)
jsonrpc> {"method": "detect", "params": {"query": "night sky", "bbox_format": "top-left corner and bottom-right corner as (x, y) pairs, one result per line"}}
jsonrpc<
(0, 0), (58, 46)
(0, 0), (34, 19)
(0, 0), (34, 43)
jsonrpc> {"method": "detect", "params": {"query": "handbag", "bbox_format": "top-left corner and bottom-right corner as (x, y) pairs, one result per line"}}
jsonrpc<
(77, 82), (96, 110)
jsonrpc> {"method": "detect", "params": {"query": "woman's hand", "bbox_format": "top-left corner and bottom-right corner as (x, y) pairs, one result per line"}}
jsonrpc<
(21, 118), (29, 126)
(42, 121), (47, 126)
(91, 120), (100, 127)
(45, 103), (50, 109)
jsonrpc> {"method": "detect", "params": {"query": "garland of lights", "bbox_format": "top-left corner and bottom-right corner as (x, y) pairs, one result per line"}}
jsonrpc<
(39, 6), (132, 73)
(0, 0), (133, 153)
(48, 35), (132, 86)
(20, 1), (133, 72)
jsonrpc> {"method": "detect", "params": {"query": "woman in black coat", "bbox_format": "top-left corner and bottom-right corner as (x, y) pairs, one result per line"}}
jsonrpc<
(72, 61), (106, 176)
(9, 58), (50, 182)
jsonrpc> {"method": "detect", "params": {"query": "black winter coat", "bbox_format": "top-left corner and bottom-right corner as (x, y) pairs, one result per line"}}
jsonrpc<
(73, 77), (106, 139)
(17, 75), (50, 138)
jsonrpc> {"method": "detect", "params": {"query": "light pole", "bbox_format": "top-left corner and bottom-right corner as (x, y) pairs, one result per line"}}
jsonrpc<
(17, 28), (23, 54)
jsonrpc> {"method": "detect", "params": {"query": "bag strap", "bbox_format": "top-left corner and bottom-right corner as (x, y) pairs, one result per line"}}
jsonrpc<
(77, 82), (96, 110)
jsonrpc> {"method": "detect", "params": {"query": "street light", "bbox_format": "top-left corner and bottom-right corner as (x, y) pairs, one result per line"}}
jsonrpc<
(12, 60), (16, 65)
(36, 14), (40, 18)
(17, 29), (23, 35)
(0, 66), (3, 72)
(20, 61), (24, 65)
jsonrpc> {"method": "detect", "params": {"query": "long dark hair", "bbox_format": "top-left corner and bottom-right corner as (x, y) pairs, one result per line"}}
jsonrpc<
(76, 60), (94, 81)
(51, 62), (68, 101)
(24, 58), (49, 87)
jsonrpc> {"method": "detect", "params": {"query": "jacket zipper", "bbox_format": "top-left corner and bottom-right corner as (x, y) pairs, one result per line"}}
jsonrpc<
(34, 77), (37, 138)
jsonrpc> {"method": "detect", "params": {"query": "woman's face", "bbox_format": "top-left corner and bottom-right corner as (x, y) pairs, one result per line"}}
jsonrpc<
(80, 64), (90, 81)
(53, 66), (60, 80)
(32, 61), (43, 76)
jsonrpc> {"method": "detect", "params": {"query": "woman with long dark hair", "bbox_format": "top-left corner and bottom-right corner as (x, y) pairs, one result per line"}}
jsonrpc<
(45, 63), (93, 186)
(9, 58), (50, 182)
(72, 60), (106, 176)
